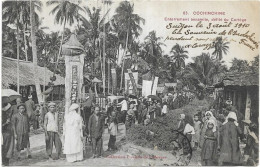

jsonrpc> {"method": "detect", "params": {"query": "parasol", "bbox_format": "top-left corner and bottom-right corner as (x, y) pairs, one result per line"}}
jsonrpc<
(147, 95), (161, 102)
(2, 89), (21, 103)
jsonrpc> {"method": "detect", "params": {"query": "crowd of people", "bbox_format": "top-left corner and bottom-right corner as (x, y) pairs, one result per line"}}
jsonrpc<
(1, 92), (258, 166)
(176, 105), (259, 166)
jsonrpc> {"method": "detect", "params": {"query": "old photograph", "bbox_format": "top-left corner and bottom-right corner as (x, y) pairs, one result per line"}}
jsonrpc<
(1, 0), (259, 166)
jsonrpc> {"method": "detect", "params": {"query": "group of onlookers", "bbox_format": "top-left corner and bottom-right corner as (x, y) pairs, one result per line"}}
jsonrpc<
(2, 95), (42, 165)
(2, 93), (258, 166)
(177, 106), (258, 166)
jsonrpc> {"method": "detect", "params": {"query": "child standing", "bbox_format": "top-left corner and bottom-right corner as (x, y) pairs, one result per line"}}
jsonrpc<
(107, 118), (117, 151)
(126, 103), (135, 130)
(161, 101), (168, 116)
(193, 114), (201, 150)
(201, 119), (218, 166)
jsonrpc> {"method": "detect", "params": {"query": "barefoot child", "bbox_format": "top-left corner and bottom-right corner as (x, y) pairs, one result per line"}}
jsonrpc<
(201, 119), (218, 166)
(193, 114), (202, 150)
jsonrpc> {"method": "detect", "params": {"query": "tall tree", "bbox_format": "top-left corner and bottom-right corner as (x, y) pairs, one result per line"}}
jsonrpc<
(113, 1), (145, 90)
(47, 0), (84, 75)
(212, 36), (229, 60)
(170, 43), (188, 70)
(229, 58), (249, 73)
(142, 31), (165, 77)
(30, 0), (43, 102)
(183, 53), (216, 98)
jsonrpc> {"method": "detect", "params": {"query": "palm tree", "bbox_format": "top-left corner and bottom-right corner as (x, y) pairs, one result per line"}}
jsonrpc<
(113, 1), (145, 90)
(30, 0), (43, 102)
(212, 36), (229, 60)
(170, 43), (188, 70)
(142, 31), (165, 77)
(47, 0), (84, 75)
(3, 1), (23, 92)
(183, 53), (216, 99)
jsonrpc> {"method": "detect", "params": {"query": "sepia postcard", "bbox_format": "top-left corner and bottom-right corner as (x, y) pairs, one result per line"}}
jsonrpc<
(1, 0), (259, 166)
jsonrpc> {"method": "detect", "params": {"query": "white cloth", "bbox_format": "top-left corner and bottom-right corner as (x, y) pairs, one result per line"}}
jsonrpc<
(46, 112), (58, 132)
(63, 110), (83, 160)
(69, 103), (79, 112)
(223, 112), (238, 126)
(162, 105), (167, 114)
(118, 100), (128, 111)
(108, 122), (117, 136)
(66, 151), (83, 162)
(207, 119), (217, 132)
(184, 123), (195, 135)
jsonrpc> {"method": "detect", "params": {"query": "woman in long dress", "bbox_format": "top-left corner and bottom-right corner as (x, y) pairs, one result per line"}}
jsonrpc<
(63, 103), (84, 162)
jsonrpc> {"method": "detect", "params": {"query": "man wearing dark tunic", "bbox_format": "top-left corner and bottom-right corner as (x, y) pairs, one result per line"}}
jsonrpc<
(11, 103), (31, 159)
(2, 103), (15, 166)
(25, 95), (35, 120)
(88, 105), (105, 158)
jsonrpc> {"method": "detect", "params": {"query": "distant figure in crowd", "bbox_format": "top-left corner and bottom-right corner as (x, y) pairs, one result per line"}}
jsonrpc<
(177, 114), (186, 149)
(39, 101), (48, 128)
(225, 97), (232, 106)
(82, 87), (94, 130)
(11, 103), (31, 159)
(201, 119), (218, 166)
(183, 114), (195, 155)
(64, 103), (84, 162)
(118, 98), (128, 124)
(10, 98), (22, 117)
(88, 106), (105, 158)
(244, 123), (259, 165)
(44, 102), (62, 160)
(2, 103), (15, 166)
(219, 112), (243, 165)
(148, 101), (156, 122)
(144, 115), (151, 126)
(32, 105), (40, 130)
(126, 103), (135, 130)
(192, 114), (201, 149)
(155, 101), (162, 118)
(161, 100), (168, 116)
(107, 116), (118, 151)
(25, 95), (35, 121)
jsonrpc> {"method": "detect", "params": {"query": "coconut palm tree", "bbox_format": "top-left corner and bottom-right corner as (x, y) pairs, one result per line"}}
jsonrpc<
(183, 53), (216, 98)
(113, 1), (145, 90)
(170, 43), (188, 70)
(142, 31), (165, 77)
(212, 36), (229, 60)
(47, 0), (84, 74)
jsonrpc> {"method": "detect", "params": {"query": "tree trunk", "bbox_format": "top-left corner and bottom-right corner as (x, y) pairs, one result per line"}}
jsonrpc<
(108, 59), (110, 94)
(16, 14), (20, 93)
(102, 3), (106, 95)
(120, 30), (129, 91)
(21, 10), (28, 61)
(55, 18), (66, 75)
(30, 0), (42, 102)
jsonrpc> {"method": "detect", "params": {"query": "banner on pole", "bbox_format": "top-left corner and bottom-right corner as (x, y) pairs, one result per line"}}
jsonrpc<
(142, 80), (153, 97)
(111, 68), (117, 94)
(151, 77), (159, 95)
(125, 71), (138, 95)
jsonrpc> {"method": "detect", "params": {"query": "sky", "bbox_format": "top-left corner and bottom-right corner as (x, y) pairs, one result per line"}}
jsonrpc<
(25, 1), (260, 67)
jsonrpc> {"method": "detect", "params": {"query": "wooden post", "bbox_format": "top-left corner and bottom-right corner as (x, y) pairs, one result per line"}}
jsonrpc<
(244, 87), (251, 133)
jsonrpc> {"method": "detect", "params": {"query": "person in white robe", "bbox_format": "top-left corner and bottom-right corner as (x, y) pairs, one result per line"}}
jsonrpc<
(63, 103), (84, 162)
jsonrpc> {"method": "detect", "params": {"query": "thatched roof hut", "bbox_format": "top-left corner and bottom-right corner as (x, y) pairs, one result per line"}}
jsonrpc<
(2, 57), (65, 88)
